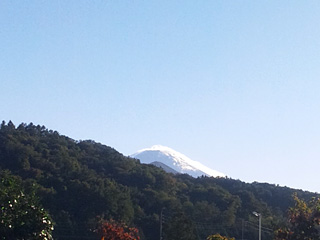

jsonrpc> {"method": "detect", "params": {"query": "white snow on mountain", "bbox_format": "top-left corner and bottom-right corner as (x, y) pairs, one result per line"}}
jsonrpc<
(131, 145), (225, 178)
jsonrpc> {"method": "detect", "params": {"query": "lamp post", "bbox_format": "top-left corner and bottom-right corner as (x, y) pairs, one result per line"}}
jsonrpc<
(253, 211), (261, 240)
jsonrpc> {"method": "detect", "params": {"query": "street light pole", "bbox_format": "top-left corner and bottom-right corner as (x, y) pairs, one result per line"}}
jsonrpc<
(258, 213), (261, 240)
(253, 211), (261, 240)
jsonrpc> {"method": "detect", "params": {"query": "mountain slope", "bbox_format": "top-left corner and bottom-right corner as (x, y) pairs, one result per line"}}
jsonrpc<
(149, 161), (179, 174)
(1, 122), (318, 240)
(131, 145), (225, 178)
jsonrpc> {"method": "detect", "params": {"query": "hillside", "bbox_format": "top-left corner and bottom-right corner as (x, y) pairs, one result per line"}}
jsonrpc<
(0, 121), (318, 240)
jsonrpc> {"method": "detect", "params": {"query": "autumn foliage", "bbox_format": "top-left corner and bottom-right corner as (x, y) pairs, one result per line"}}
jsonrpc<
(98, 220), (140, 240)
(274, 194), (320, 240)
(207, 233), (235, 240)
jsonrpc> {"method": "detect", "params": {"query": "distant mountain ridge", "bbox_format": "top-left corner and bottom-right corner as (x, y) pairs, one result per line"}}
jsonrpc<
(1, 122), (319, 240)
(131, 145), (225, 178)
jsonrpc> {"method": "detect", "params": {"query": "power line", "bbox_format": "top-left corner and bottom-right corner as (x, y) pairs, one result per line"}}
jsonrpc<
(245, 220), (273, 232)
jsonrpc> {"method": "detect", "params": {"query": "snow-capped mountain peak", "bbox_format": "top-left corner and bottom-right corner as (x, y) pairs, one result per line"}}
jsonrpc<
(131, 145), (225, 178)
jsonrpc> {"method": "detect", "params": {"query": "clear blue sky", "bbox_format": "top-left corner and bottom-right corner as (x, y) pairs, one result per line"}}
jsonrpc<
(1, 1), (320, 192)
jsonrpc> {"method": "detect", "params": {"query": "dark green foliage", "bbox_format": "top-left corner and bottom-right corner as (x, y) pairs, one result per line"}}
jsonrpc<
(164, 210), (197, 240)
(0, 121), (318, 240)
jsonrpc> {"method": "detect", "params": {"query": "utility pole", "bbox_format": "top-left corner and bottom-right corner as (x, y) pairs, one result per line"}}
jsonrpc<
(241, 219), (244, 240)
(160, 207), (165, 240)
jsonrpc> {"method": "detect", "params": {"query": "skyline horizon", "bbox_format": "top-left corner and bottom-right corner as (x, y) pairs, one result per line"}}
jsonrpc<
(2, 119), (317, 193)
(1, 1), (320, 194)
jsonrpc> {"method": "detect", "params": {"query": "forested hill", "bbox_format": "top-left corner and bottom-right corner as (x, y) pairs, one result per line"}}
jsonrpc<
(0, 121), (318, 240)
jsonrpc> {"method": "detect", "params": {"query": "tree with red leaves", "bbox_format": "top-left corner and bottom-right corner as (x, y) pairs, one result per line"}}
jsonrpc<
(98, 219), (140, 240)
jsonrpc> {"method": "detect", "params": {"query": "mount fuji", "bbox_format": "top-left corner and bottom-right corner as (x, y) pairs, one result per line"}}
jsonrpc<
(131, 145), (225, 178)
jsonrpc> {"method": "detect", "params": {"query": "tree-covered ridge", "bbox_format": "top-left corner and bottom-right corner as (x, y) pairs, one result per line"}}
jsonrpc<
(0, 121), (318, 240)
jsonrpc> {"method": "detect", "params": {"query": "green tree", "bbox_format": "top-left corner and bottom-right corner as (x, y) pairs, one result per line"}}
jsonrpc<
(0, 171), (54, 240)
(274, 194), (320, 240)
(164, 210), (196, 240)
